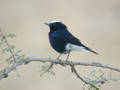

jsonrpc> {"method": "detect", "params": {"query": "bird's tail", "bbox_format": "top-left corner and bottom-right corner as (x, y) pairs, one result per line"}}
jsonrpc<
(66, 43), (99, 55)
(82, 44), (99, 55)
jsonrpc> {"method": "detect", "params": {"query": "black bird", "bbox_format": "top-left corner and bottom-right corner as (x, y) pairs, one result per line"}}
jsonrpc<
(45, 21), (98, 60)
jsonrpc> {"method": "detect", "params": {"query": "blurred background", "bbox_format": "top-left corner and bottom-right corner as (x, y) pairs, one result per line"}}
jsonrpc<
(0, 0), (120, 90)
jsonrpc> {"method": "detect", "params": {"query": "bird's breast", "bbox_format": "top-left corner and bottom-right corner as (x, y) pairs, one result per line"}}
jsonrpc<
(49, 35), (66, 53)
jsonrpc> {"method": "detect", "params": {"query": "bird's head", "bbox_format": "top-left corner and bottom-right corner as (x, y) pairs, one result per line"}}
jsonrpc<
(44, 21), (67, 31)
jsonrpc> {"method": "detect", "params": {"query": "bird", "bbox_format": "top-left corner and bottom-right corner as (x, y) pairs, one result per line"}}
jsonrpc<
(44, 20), (98, 60)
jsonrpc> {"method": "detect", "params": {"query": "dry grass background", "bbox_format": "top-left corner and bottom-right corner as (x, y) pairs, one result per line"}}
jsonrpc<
(0, 0), (120, 90)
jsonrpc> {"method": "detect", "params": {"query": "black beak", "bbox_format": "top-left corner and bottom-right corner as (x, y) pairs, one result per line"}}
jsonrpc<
(44, 22), (50, 26)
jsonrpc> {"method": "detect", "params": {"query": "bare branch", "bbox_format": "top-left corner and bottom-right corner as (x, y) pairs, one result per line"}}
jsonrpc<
(0, 57), (120, 83)
(26, 57), (120, 72)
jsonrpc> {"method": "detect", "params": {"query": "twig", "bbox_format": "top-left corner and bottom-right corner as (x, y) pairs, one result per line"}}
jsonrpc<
(0, 29), (16, 62)
(40, 63), (54, 76)
(70, 65), (88, 84)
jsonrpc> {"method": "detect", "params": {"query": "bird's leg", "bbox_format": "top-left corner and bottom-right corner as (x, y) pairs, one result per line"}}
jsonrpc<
(56, 54), (63, 60)
(66, 52), (71, 61)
